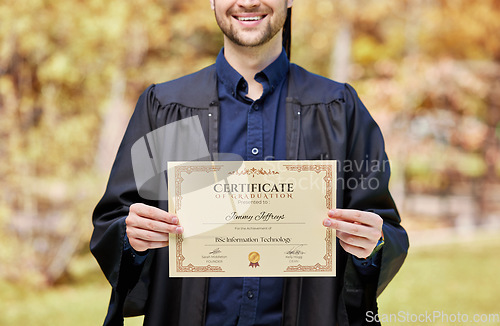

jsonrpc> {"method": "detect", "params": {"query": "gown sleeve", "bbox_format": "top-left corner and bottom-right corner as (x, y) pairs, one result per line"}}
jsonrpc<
(341, 83), (409, 321)
(90, 85), (160, 320)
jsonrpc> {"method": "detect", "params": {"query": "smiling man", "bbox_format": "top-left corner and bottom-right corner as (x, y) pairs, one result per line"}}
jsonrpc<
(91, 1), (409, 325)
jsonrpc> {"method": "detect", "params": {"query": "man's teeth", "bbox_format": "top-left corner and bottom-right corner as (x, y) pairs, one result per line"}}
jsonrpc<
(237, 16), (264, 21)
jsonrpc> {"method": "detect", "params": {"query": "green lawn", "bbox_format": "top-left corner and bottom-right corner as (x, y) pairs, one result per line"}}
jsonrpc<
(1, 232), (499, 326)
(0, 255), (144, 326)
(377, 231), (500, 326)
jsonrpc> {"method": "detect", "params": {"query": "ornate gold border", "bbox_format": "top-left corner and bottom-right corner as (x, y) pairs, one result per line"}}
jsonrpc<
(174, 164), (225, 273)
(173, 162), (335, 274)
(282, 164), (334, 273)
(228, 167), (280, 178)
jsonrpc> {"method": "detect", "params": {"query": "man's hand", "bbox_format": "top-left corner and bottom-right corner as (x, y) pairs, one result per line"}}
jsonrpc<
(323, 209), (383, 259)
(126, 203), (184, 252)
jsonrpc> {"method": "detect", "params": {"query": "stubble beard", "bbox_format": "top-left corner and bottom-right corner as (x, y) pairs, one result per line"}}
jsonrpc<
(214, 3), (288, 48)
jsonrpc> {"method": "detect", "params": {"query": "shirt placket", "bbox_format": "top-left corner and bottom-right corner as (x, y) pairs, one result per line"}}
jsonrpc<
(246, 99), (264, 161)
(237, 277), (260, 325)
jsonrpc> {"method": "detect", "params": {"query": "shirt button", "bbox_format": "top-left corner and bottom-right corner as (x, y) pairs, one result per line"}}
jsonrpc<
(253, 104), (259, 111)
(251, 147), (259, 155)
(247, 290), (254, 299)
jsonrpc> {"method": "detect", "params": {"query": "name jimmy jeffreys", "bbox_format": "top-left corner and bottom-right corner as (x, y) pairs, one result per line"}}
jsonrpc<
(225, 211), (285, 222)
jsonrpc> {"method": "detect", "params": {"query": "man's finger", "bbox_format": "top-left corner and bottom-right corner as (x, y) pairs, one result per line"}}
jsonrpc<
(131, 203), (178, 224)
(336, 230), (373, 248)
(130, 238), (170, 252)
(128, 227), (181, 243)
(324, 218), (371, 237)
(338, 239), (372, 259)
(327, 209), (377, 225)
(127, 217), (180, 234)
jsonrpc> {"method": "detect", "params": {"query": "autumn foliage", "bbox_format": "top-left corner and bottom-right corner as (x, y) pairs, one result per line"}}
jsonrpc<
(0, 0), (499, 285)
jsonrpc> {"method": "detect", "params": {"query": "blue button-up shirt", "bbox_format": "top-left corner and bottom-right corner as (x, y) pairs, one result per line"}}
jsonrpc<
(205, 49), (289, 326)
(216, 49), (288, 162)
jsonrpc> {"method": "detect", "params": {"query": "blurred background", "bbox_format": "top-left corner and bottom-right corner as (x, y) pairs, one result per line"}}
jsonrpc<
(1, 0), (499, 325)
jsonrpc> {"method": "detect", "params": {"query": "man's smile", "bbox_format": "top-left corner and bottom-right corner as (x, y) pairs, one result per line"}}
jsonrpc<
(232, 13), (268, 24)
(234, 15), (266, 21)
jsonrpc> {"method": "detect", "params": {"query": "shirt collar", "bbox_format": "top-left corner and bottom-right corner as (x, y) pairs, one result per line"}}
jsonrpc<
(215, 48), (289, 99)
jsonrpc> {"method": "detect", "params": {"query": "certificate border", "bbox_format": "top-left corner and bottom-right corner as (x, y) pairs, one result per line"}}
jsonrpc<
(174, 164), (225, 273)
(172, 162), (335, 275)
(282, 163), (334, 273)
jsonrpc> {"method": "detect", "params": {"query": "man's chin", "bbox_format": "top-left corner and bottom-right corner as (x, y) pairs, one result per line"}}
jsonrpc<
(227, 31), (275, 48)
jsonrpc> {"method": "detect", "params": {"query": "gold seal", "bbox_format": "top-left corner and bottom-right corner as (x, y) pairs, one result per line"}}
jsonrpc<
(248, 251), (260, 268)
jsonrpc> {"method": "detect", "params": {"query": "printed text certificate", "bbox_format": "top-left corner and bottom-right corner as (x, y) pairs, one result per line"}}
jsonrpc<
(168, 160), (336, 277)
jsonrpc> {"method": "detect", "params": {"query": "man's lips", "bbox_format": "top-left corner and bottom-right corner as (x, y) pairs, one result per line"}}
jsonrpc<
(232, 13), (267, 22)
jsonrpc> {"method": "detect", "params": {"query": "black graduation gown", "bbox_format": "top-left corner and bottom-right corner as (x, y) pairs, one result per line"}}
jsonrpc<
(90, 64), (409, 326)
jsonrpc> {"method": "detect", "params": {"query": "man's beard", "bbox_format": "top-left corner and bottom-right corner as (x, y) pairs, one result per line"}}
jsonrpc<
(214, 3), (288, 47)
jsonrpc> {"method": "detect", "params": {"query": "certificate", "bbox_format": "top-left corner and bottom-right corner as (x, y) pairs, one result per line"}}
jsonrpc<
(168, 160), (336, 277)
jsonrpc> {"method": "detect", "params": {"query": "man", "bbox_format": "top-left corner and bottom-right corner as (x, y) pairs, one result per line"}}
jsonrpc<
(91, 0), (409, 325)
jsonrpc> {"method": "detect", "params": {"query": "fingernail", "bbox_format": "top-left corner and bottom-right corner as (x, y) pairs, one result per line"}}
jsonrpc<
(176, 226), (184, 234)
(172, 217), (179, 224)
(324, 219), (332, 227)
(328, 209), (336, 216)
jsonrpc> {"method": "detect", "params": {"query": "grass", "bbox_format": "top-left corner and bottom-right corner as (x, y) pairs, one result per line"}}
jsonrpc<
(0, 254), (144, 326)
(1, 232), (499, 326)
(378, 231), (500, 325)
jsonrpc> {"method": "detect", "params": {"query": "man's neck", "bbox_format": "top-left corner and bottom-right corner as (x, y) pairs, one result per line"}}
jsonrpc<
(223, 34), (283, 100)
